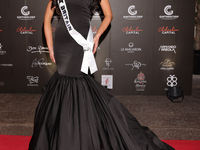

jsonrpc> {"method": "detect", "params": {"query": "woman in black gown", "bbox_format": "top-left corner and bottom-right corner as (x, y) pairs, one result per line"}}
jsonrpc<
(29, 0), (174, 149)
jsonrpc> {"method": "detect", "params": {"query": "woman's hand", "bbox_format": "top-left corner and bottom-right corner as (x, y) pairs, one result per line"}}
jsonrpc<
(93, 33), (101, 54)
(49, 49), (56, 63)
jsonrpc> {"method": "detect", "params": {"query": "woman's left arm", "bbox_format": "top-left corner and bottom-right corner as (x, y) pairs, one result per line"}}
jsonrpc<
(93, 0), (113, 54)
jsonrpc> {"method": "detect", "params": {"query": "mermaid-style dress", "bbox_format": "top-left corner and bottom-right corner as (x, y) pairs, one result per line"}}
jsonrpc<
(28, 0), (174, 149)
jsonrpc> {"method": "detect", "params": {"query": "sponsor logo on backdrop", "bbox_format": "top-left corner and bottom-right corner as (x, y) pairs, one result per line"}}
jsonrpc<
(160, 58), (175, 70)
(0, 43), (6, 55)
(158, 26), (179, 34)
(0, 82), (4, 87)
(92, 11), (100, 20)
(92, 26), (98, 35)
(16, 27), (36, 34)
(92, 11), (104, 20)
(123, 5), (143, 20)
(53, 15), (61, 20)
(17, 6), (36, 20)
(101, 75), (113, 89)
(125, 60), (146, 70)
(121, 42), (142, 53)
(103, 58), (114, 70)
(159, 5), (179, 20)
(97, 46), (101, 51)
(0, 64), (13, 67)
(27, 46), (49, 54)
(52, 28), (56, 32)
(134, 72), (147, 91)
(27, 76), (39, 86)
(122, 26), (143, 34)
(167, 75), (178, 87)
(31, 58), (52, 68)
(158, 45), (176, 53)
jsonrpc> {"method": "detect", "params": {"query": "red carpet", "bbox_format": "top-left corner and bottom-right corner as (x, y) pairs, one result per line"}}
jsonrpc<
(0, 135), (31, 150)
(0, 135), (200, 150)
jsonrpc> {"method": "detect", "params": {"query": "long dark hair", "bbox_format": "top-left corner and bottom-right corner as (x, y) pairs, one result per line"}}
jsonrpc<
(90, 0), (101, 13)
(51, 0), (101, 13)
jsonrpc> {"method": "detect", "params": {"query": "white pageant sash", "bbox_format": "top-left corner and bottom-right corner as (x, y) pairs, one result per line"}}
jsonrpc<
(58, 0), (98, 74)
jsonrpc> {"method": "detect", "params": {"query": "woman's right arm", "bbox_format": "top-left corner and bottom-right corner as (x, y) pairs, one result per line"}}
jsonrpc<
(44, 0), (56, 63)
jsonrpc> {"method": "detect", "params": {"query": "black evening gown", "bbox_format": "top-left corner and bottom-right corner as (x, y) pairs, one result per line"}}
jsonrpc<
(29, 0), (174, 149)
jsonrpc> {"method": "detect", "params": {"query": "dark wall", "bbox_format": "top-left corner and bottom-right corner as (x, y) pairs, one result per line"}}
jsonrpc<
(0, 0), (195, 95)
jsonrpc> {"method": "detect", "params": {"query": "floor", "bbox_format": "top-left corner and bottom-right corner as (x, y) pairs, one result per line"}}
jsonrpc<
(0, 75), (200, 140)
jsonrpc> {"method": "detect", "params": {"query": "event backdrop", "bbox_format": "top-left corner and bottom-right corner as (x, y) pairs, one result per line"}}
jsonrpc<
(0, 0), (195, 95)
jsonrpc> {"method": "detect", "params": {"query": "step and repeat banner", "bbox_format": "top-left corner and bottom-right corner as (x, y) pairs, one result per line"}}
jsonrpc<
(0, 0), (195, 95)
